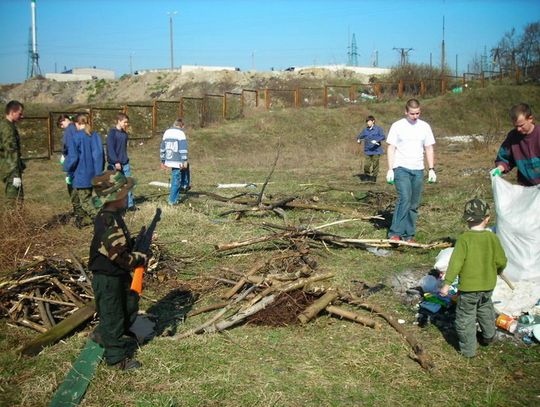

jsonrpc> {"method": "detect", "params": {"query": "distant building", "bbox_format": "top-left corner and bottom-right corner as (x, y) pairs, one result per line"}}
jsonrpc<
(135, 65), (239, 75)
(294, 65), (391, 76)
(45, 67), (115, 82)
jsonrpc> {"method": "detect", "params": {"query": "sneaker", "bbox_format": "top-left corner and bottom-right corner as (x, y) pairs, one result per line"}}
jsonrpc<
(478, 333), (495, 347)
(127, 206), (140, 212)
(113, 358), (142, 370)
(389, 236), (401, 241)
(405, 238), (417, 244)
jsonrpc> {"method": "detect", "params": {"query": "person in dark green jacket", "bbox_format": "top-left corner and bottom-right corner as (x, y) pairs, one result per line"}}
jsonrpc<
(88, 170), (146, 370)
(440, 199), (507, 358)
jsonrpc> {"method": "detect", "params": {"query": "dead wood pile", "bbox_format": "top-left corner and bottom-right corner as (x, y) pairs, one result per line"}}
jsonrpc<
(0, 257), (93, 333)
(173, 242), (434, 370)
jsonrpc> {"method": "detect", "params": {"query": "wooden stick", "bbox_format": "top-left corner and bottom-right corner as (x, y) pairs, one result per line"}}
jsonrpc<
(18, 318), (48, 333)
(187, 301), (230, 318)
(204, 294), (276, 334)
(35, 288), (54, 329)
(298, 290), (339, 324)
(51, 277), (85, 307)
(17, 294), (78, 308)
(325, 305), (381, 329)
(499, 273), (515, 290)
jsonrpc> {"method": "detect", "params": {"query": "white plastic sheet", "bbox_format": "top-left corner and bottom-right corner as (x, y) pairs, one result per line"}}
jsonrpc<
(492, 176), (540, 315)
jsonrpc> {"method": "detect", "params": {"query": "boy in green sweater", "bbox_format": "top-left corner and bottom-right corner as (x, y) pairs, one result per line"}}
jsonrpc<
(440, 199), (507, 358)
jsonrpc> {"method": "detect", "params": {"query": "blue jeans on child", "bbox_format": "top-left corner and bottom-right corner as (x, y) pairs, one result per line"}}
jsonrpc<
(169, 167), (191, 205)
(388, 167), (424, 240)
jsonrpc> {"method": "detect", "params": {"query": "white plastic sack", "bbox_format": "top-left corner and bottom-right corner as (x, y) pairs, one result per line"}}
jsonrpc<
(433, 248), (454, 272)
(492, 176), (540, 315)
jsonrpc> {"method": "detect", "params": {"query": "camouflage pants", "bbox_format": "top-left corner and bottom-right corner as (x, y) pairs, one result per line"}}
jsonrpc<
(3, 179), (24, 207)
(363, 155), (380, 178)
(455, 290), (496, 358)
(91, 272), (139, 365)
(73, 188), (95, 226)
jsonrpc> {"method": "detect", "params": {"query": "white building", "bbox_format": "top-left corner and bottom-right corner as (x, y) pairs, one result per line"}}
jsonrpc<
(45, 67), (115, 82)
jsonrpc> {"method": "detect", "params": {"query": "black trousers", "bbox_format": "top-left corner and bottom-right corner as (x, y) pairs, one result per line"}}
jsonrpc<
(91, 272), (139, 365)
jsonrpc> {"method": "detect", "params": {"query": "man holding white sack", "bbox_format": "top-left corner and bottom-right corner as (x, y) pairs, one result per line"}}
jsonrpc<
(491, 103), (540, 186)
(490, 103), (540, 316)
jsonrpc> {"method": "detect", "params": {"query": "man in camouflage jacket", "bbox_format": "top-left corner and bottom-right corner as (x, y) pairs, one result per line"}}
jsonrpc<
(88, 170), (147, 370)
(0, 101), (25, 206)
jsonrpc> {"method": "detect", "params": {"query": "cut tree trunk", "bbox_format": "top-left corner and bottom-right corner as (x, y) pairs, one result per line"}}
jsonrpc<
(325, 305), (380, 329)
(298, 290), (339, 324)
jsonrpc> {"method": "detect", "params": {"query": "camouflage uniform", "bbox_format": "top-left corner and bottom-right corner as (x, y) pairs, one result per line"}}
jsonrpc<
(88, 171), (145, 366)
(0, 118), (25, 205)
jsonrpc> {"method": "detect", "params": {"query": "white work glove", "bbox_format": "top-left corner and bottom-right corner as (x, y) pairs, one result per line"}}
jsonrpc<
(65, 176), (72, 185)
(428, 169), (437, 183)
(59, 154), (65, 164)
(370, 140), (379, 145)
(12, 177), (22, 188)
(386, 169), (394, 184)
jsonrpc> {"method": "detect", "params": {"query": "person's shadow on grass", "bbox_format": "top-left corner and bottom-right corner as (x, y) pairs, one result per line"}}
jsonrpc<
(144, 288), (196, 338)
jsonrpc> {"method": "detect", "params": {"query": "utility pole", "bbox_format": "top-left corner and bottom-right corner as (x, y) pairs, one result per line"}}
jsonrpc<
(130, 53), (133, 75)
(167, 11), (177, 71)
(251, 51), (255, 71)
(441, 15), (446, 74)
(455, 54), (458, 77)
(393, 47), (413, 66)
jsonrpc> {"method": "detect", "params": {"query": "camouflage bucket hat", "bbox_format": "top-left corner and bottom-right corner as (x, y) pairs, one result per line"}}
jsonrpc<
(463, 198), (490, 223)
(91, 170), (135, 208)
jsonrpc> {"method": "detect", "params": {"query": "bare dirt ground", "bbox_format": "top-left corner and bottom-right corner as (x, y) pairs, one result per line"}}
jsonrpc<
(0, 68), (371, 106)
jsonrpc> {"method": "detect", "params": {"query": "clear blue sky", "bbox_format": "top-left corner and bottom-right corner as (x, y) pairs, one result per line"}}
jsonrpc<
(0, 0), (538, 84)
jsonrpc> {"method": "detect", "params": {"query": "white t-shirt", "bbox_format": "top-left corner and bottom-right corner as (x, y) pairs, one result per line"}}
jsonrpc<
(386, 118), (435, 170)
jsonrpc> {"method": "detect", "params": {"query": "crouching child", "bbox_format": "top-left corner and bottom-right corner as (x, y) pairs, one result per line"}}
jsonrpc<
(88, 170), (147, 370)
(439, 199), (507, 358)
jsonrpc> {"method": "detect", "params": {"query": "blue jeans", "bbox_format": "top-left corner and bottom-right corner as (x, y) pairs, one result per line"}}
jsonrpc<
(169, 167), (191, 205)
(107, 163), (134, 208)
(388, 167), (424, 240)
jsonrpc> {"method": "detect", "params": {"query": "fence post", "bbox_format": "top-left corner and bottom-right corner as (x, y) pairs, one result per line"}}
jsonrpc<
(152, 100), (157, 136)
(349, 85), (356, 103)
(47, 113), (53, 158)
(420, 80), (426, 97)
(295, 88), (300, 108)
(462, 73), (466, 86)
(323, 86), (328, 108)
(480, 72), (485, 88)
(373, 83), (381, 99)
(515, 67), (521, 84)
(398, 80), (404, 98)
(264, 88), (270, 110)
(223, 93), (228, 120)
(440, 78), (447, 95)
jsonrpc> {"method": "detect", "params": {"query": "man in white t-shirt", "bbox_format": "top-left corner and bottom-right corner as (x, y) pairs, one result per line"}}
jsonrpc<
(386, 99), (436, 242)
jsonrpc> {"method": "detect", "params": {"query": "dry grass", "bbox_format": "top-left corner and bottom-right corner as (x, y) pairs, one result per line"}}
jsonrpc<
(1, 85), (539, 406)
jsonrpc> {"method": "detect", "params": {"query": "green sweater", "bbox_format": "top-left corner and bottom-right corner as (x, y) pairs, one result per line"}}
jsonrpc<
(444, 230), (507, 292)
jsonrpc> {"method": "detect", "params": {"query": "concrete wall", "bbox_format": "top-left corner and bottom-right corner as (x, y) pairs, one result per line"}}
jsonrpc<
(45, 73), (94, 82)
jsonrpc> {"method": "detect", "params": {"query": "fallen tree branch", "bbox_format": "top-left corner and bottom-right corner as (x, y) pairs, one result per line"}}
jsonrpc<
(298, 290), (339, 324)
(325, 305), (381, 329)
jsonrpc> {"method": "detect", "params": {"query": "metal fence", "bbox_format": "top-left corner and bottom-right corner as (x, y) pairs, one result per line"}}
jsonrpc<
(19, 69), (523, 160)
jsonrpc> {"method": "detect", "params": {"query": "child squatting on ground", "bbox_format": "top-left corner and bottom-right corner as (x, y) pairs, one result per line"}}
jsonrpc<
(88, 170), (148, 370)
(439, 199), (507, 358)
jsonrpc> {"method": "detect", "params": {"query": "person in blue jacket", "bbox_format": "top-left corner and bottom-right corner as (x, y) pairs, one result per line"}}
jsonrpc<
(356, 115), (385, 182)
(63, 114), (104, 227)
(106, 113), (135, 210)
(160, 118), (190, 205)
(58, 114), (82, 217)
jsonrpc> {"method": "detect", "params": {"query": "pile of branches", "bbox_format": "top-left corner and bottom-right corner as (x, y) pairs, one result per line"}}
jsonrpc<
(0, 257), (93, 333)
(171, 242), (434, 370)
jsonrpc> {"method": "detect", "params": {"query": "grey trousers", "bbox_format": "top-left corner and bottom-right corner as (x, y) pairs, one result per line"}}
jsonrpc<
(455, 290), (496, 357)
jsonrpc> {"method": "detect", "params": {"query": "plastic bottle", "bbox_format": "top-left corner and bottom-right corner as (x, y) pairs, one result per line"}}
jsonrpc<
(518, 314), (535, 324)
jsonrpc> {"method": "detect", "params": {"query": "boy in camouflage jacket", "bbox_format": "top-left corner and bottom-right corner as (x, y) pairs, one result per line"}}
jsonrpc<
(88, 170), (147, 370)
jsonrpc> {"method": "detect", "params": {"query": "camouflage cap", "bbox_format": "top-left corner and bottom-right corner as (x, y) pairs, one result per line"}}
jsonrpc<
(463, 198), (490, 223)
(91, 170), (135, 208)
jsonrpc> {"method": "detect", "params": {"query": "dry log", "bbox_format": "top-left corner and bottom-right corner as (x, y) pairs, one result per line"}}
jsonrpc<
(35, 288), (54, 329)
(187, 301), (230, 318)
(325, 305), (380, 329)
(51, 277), (85, 307)
(0, 275), (50, 290)
(19, 303), (96, 356)
(204, 294), (276, 334)
(18, 318), (48, 333)
(345, 298), (434, 370)
(172, 286), (256, 340)
(298, 290), (339, 324)
(247, 272), (334, 307)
